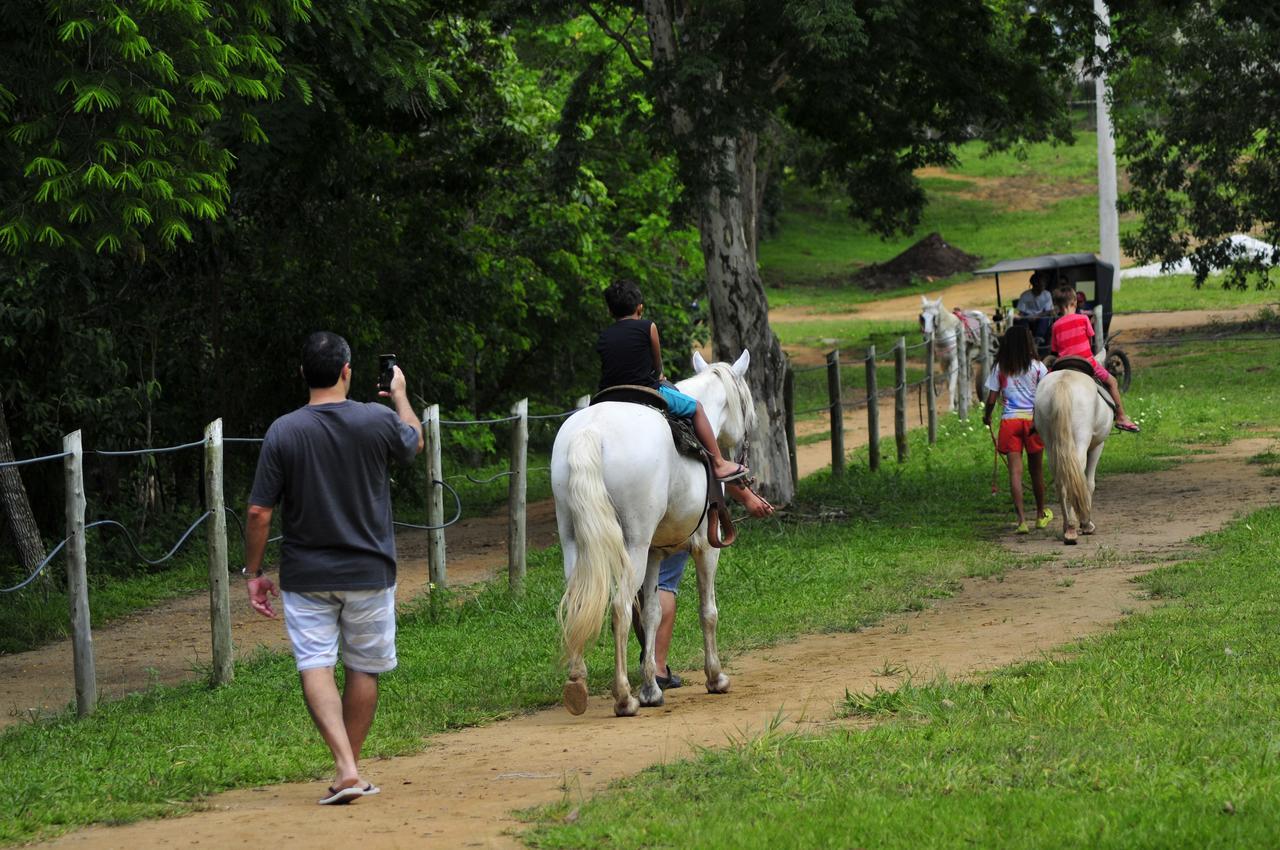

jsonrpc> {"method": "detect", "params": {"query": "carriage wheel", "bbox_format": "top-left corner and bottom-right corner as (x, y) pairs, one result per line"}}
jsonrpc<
(1106, 349), (1132, 392)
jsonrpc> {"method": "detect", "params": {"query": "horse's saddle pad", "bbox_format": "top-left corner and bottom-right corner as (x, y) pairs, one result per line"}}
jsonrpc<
(590, 385), (704, 459)
(1049, 356), (1100, 381)
(1048, 357), (1116, 413)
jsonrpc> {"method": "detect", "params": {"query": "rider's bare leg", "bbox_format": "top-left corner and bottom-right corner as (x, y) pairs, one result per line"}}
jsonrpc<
(1105, 374), (1136, 428)
(693, 403), (746, 480)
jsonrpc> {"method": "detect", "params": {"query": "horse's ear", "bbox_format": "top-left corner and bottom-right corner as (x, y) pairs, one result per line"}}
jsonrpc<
(691, 350), (710, 374)
(731, 349), (750, 377)
(921, 295), (929, 305)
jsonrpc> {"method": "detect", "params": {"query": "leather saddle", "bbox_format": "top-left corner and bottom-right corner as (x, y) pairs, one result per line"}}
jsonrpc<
(591, 384), (737, 548)
(1048, 357), (1116, 414)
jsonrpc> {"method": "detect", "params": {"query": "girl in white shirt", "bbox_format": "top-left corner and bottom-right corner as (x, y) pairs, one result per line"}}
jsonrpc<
(982, 327), (1052, 533)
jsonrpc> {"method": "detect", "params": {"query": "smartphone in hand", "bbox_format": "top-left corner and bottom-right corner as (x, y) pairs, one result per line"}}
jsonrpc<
(377, 354), (397, 393)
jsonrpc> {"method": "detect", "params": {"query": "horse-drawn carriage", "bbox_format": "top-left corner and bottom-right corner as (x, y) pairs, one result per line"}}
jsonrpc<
(976, 253), (1132, 391)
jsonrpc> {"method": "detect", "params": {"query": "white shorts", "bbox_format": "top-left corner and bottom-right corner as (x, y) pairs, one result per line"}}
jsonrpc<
(282, 586), (397, 674)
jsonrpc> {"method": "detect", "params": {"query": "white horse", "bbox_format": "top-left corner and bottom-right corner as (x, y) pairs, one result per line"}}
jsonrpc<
(919, 295), (991, 412)
(551, 350), (754, 717)
(1033, 369), (1114, 544)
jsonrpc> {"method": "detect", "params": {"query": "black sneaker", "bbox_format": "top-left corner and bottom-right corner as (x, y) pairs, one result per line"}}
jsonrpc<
(656, 665), (683, 690)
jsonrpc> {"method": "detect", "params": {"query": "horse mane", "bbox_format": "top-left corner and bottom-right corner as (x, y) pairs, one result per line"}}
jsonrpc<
(680, 361), (756, 439)
(707, 361), (756, 438)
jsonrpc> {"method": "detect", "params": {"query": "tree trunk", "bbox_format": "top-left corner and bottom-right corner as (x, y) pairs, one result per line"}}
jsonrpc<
(643, 0), (794, 505)
(697, 136), (795, 505)
(0, 403), (50, 587)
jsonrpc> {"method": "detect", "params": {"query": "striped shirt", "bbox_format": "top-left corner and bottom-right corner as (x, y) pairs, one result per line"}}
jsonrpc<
(1051, 313), (1094, 359)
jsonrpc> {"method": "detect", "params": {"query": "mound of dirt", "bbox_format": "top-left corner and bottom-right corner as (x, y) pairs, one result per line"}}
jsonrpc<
(853, 232), (979, 291)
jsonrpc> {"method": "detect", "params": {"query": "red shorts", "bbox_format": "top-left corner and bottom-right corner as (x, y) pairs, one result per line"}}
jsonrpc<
(998, 418), (1044, 455)
(1086, 356), (1110, 384)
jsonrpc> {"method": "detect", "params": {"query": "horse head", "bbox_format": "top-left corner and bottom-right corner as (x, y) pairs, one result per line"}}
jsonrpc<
(919, 295), (945, 336)
(688, 349), (755, 455)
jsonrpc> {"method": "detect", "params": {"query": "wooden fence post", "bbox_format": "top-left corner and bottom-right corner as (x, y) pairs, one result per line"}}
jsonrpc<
(204, 419), (233, 686)
(424, 404), (446, 589)
(925, 333), (938, 445)
(865, 345), (880, 472)
(63, 430), (96, 717)
(956, 327), (970, 421)
(826, 350), (844, 478)
(1092, 304), (1105, 355)
(784, 366), (798, 489)
(979, 321), (993, 397)
(508, 398), (528, 592)
(894, 338), (908, 463)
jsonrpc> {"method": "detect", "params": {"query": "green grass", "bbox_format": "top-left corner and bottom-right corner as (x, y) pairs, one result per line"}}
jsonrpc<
(774, 317), (918, 349)
(1, 336), (1275, 845)
(1113, 274), (1280, 314)
(0, 510), (222, 655)
(524, 507), (1280, 849)
(0, 446), (555, 656)
(522, 336), (1280, 850)
(761, 133), (1123, 298)
(0, 431), (1020, 844)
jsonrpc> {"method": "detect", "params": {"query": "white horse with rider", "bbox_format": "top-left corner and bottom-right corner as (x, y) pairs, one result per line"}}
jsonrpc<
(919, 295), (993, 412)
(550, 350), (754, 717)
(1033, 365), (1114, 544)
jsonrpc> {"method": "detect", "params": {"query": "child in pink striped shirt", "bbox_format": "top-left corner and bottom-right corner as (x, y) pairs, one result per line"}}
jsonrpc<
(1050, 288), (1139, 432)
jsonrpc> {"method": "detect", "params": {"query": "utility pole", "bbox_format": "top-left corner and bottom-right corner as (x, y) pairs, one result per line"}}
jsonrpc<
(1095, 0), (1122, 289)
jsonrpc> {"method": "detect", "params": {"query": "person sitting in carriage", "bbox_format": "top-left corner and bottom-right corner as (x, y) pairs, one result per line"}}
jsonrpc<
(1050, 287), (1140, 432)
(597, 280), (750, 482)
(1013, 270), (1054, 344)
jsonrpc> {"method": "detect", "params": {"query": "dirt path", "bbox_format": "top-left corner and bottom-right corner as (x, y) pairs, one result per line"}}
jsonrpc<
(0, 502), (560, 727)
(3, 292), (1269, 727)
(38, 438), (1279, 850)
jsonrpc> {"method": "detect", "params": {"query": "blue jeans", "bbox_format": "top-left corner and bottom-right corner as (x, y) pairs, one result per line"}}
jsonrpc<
(658, 552), (689, 594)
(657, 385), (698, 418)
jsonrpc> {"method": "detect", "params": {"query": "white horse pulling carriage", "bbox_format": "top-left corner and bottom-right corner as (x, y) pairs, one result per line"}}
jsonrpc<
(918, 295), (995, 412)
(550, 350), (754, 717)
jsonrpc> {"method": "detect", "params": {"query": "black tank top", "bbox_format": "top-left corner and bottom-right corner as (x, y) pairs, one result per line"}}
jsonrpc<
(596, 318), (658, 390)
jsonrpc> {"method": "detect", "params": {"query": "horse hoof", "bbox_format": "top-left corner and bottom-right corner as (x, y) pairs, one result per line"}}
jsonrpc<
(563, 680), (588, 716)
(614, 696), (640, 717)
(638, 683), (664, 707)
(1063, 535), (1078, 546)
(1081, 522), (1097, 535)
(706, 673), (731, 694)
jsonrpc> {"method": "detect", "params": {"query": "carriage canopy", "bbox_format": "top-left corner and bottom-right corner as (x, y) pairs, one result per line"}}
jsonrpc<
(975, 253), (1116, 334)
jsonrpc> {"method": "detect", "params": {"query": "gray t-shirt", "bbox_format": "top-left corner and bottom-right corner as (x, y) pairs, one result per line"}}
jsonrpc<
(248, 400), (419, 592)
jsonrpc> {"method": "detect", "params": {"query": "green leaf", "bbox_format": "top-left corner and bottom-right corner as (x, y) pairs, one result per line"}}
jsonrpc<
(94, 233), (122, 254)
(23, 157), (67, 178)
(73, 85), (122, 113)
(159, 218), (193, 246)
(57, 19), (96, 43)
(83, 164), (113, 188)
(67, 203), (96, 224)
(35, 225), (66, 247)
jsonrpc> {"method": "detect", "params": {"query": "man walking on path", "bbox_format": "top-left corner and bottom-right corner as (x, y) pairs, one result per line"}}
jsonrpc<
(242, 331), (423, 805)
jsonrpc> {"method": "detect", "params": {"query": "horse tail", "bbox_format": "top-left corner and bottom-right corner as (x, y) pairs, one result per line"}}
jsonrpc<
(1045, 378), (1091, 523)
(558, 427), (630, 664)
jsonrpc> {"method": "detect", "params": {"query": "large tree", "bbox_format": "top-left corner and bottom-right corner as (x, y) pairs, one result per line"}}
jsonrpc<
(573, 1), (1092, 502)
(1106, 1), (1280, 287)
(0, 0), (299, 582)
